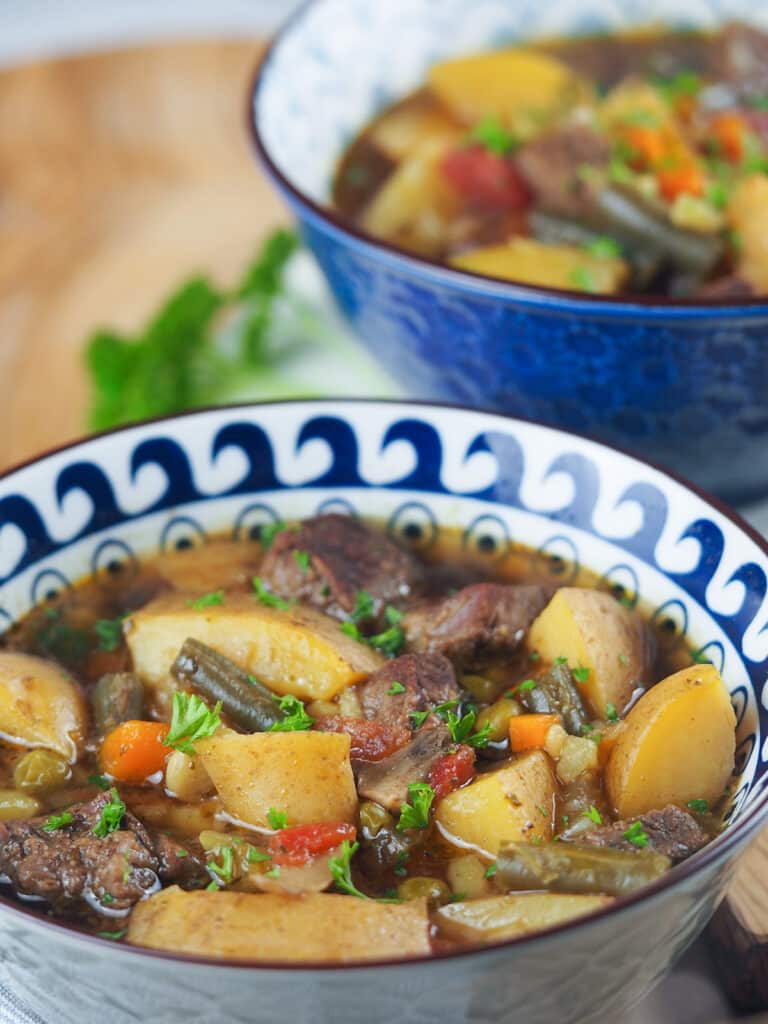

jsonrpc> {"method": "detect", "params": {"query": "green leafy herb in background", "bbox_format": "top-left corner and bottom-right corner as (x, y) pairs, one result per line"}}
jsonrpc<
(85, 229), (299, 431)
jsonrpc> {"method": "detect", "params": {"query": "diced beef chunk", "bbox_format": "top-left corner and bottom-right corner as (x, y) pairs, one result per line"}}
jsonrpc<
(0, 793), (205, 916)
(259, 514), (423, 625)
(581, 805), (709, 863)
(402, 582), (552, 666)
(359, 653), (460, 734)
(710, 22), (768, 99)
(514, 127), (610, 218)
(356, 723), (455, 811)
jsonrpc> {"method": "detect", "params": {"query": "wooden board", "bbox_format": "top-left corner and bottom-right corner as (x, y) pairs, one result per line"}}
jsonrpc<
(0, 39), (286, 471)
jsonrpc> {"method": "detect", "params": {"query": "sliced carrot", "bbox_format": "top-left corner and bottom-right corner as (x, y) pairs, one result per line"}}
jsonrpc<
(657, 162), (705, 202)
(100, 720), (170, 783)
(620, 125), (668, 169)
(508, 713), (560, 753)
(710, 113), (747, 163)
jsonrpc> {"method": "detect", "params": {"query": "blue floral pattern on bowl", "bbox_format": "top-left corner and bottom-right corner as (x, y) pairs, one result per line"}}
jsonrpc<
(251, 0), (768, 504)
(1, 399), (768, 1024)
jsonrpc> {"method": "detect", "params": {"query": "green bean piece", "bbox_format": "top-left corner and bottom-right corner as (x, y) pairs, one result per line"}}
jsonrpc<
(0, 790), (41, 821)
(522, 663), (587, 735)
(171, 638), (285, 732)
(92, 672), (145, 737)
(13, 750), (70, 793)
(497, 841), (670, 898)
(397, 877), (451, 906)
(596, 185), (724, 276)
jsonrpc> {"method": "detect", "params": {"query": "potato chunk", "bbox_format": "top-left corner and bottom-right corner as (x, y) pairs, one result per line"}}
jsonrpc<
(436, 893), (612, 943)
(126, 592), (383, 712)
(0, 653), (87, 762)
(128, 888), (430, 962)
(727, 174), (768, 291)
(435, 751), (555, 858)
(450, 239), (628, 294)
(361, 138), (462, 256)
(197, 732), (357, 828)
(429, 49), (589, 135)
(527, 588), (652, 718)
(606, 664), (736, 819)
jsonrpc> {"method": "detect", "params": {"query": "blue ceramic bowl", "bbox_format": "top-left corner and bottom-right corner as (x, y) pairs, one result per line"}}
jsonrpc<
(250, 0), (768, 505)
(0, 399), (767, 1023)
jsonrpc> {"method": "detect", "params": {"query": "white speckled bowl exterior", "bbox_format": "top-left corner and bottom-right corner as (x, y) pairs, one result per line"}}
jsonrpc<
(1, 400), (767, 1023)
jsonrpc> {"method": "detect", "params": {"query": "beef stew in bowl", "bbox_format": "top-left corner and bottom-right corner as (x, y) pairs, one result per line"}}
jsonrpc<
(332, 22), (768, 299)
(0, 511), (737, 960)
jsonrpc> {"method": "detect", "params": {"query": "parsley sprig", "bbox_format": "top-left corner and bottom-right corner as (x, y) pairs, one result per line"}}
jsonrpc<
(94, 615), (127, 652)
(397, 782), (435, 831)
(187, 590), (224, 610)
(252, 576), (292, 611)
(164, 691), (222, 755)
(85, 229), (298, 431)
(269, 694), (314, 732)
(623, 821), (650, 848)
(328, 840), (400, 902)
(93, 788), (126, 838)
(42, 811), (73, 832)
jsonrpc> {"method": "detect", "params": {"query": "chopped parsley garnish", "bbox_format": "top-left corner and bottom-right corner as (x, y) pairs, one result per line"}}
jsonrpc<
(584, 806), (602, 825)
(209, 845), (235, 885)
(687, 799), (709, 814)
(518, 679), (537, 693)
(42, 811), (73, 832)
(178, 849), (188, 858)
(409, 709), (430, 731)
(553, 656), (568, 666)
(94, 615), (127, 652)
(706, 180), (729, 211)
(252, 576), (292, 611)
(328, 839), (369, 899)
(691, 648), (712, 665)
(269, 694), (314, 732)
(537, 804), (550, 818)
(397, 782), (435, 831)
(341, 622), (362, 641)
(469, 115), (517, 155)
(656, 70), (702, 103)
(580, 722), (594, 736)
(187, 590), (224, 610)
(351, 590), (375, 623)
(268, 807), (288, 830)
(448, 891), (467, 903)
(247, 846), (272, 863)
(164, 691), (222, 756)
(97, 930), (127, 941)
(206, 881), (221, 891)
(529, 651), (540, 662)
(93, 789), (126, 838)
(101, 893), (115, 904)
(623, 821), (649, 848)
(88, 774), (110, 790)
(484, 863), (497, 879)
(265, 866), (281, 879)
(605, 703), (619, 723)
(442, 707), (491, 748)
(586, 236), (622, 259)
(293, 550), (311, 574)
(33, 608), (90, 669)
(369, 622), (405, 658)
(387, 681), (406, 696)
(572, 666), (590, 684)
(259, 520), (287, 549)
(618, 653), (629, 667)
(620, 109), (662, 127)
(393, 851), (409, 877)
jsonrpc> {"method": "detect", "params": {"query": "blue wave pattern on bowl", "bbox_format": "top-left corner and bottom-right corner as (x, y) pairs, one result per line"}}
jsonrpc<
(1, 401), (768, 1024)
(0, 402), (765, 823)
(254, 0), (768, 503)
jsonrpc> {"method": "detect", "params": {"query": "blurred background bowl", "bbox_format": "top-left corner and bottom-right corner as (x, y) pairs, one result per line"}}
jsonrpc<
(251, 0), (768, 506)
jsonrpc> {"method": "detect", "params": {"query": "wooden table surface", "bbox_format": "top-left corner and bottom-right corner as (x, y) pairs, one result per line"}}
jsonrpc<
(0, 39), (285, 471)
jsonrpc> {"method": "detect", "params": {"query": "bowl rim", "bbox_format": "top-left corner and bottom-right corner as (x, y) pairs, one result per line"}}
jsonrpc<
(1, 396), (767, 971)
(247, 0), (768, 317)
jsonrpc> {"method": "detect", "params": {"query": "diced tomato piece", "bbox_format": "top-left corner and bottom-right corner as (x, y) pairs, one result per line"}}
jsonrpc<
(710, 112), (747, 163)
(441, 144), (531, 212)
(427, 745), (476, 800)
(268, 822), (357, 866)
(314, 715), (405, 762)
